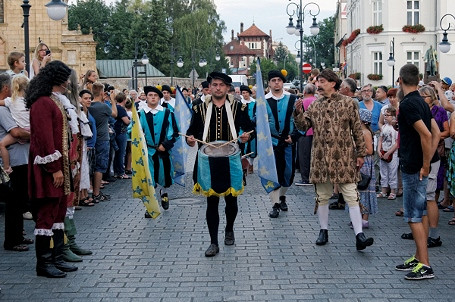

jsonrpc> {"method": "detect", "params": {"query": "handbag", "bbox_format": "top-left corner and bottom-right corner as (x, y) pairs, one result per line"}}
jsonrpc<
(380, 149), (393, 163)
(357, 160), (373, 190)
(0, 166), (10, 185)
(437, 140), (445, 158)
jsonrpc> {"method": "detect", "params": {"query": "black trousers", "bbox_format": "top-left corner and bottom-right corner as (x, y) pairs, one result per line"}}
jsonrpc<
(206, 195), (238, 245)
(2, 165), (28, 249)
(297, 135), (313, 183)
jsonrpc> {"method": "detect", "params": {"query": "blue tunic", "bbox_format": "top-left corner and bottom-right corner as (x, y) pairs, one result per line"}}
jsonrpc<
(139, 107), (178, 188)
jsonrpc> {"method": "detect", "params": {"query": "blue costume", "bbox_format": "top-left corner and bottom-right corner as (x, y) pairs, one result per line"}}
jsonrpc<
(138, 105), (178, 188)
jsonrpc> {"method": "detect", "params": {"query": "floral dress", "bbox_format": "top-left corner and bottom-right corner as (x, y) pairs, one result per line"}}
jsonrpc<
(358, 155), (378, 215)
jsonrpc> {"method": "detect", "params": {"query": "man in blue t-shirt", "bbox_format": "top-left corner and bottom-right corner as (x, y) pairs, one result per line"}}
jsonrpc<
(395, 63), (440, 281)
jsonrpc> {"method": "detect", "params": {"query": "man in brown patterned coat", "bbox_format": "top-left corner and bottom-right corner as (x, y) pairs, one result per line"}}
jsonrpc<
(293, 69), (374, 250)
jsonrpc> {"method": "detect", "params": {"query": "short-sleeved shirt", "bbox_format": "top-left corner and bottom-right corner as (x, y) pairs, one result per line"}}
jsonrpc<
(0, 107), (29, 167)
(86, 112), (97, 148)
(88, 101), (111, 141)
(398, 90), (433, 174)
(114, 105), (129, 135)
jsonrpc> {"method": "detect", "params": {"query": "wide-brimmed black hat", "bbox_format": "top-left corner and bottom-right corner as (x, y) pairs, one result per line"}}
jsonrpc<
(144, 86), (163, 98)
(240, 85), (252, 94)
(268, 70), (286, 82)
(207, 72), (232, 85)
(161, 85), (172, 93)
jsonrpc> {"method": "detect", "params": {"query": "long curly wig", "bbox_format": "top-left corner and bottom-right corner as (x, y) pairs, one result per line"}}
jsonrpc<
(25, 60), (71, 109)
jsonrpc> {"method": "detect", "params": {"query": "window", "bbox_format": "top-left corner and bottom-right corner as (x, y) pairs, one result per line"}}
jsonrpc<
(248, 42), (257, 49)
(373, 52), (382, 75)
(407, 0), (419, 25)
(0, 0), (4, 23)
(373, 0), (382, 26)
(406, 51), (420, 69)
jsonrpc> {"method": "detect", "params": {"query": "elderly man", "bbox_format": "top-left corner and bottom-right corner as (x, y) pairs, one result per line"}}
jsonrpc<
(293, 69), (374, 251)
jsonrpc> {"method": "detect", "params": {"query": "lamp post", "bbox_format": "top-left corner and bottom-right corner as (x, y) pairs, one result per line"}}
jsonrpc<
(387, 37), (395, 87)
(22, 0), (67, 75)
(285, 0), (320, 92)
(132, 40), (149, 91)
(438, 13), (455, 54)
(176, 50), (220, 91)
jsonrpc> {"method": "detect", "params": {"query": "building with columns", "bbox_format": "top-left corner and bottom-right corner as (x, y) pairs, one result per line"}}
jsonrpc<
(336, 0), (455, 86)
(0, 0), (96, 78)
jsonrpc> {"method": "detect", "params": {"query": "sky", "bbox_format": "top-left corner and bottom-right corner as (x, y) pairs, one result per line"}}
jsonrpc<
(70, 0), (338, 54)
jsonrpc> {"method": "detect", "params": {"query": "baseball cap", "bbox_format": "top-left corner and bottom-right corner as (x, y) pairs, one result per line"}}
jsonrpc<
(442, 77), (452, 86)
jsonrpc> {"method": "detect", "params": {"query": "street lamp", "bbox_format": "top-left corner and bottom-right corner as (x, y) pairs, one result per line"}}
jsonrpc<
(132, 40), (149, 91)
(285, 0), (320, 92)
(321, 62), (325, 69)
(45, 0), (68, 21)
(387, 37), (395, 87)
(438, 13), (455, 54)
(22, 0), (67, 75)
(177, 50), (219, 90)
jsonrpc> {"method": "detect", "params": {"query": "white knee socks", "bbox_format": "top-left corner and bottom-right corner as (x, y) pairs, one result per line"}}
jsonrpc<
(349, 206), (363, 235)
(318, 204), (329, 230)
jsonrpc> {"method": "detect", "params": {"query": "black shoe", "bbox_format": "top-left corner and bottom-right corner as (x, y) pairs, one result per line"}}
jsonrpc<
(225, 231), (235, 246)
(144, 211), (152, 218)
(316, 229), (328, 245)
(356, 232), (374, 250)
(204, 244), (219, 257)
(269, 203), (280, 218)
(161, 193), (169, 210)
(427, 237), (442, 248)
(279, 196), (288, 211)
(104, 176), (117, 182)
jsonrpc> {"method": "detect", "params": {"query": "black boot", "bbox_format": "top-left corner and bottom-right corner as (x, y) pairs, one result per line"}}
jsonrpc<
(161, 193), (169, 210)
(35, 235), (66, 278)
(316, 229), (328, 245)
(356, 232), (374, 250)
(52, 229), (78, 272)
(268, 203), (280, 218)
(279, 196), (288, 211)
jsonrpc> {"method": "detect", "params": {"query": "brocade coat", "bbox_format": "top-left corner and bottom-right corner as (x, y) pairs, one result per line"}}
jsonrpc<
(293, 92), (366, 184)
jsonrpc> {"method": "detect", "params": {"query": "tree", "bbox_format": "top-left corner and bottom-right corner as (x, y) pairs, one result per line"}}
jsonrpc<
(273, 42), (298, 82)
(249, 58), (277, 86)
(302, 16), (335, 70)
(68, 0), (112, 59)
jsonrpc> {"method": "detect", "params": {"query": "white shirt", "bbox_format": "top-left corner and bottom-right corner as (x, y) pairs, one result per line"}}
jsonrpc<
(4, 96), (30, 129)
(241, 97), (256, 104)
(160, 97), (175, 108)
(265, 90), (290, 101)
(143, 104), (164, 115)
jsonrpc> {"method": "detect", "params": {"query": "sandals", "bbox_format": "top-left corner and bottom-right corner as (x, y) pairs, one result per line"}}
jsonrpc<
(79, 197), (95, 207)
(377, 192), (387, 198)
(93, 192), (110, 202)
(21, 237), (34, 245)
(443, 205), (454, 212)
(401, 232), (414, 240)
(448, 218), (455, 225)
(388, 193), (396, 200)
(395, 209), (404, 216)
(396, 189), (403, 197)
(5, 244), (29, 252)
(117, 174), (131, 179)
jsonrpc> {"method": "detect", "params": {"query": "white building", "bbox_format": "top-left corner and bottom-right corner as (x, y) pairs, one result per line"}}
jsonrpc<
(340, 0), (455, 86)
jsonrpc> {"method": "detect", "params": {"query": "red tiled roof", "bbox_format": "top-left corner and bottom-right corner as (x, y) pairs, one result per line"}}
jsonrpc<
(223, 40), (256, 56)
(238, 24), (269, 37)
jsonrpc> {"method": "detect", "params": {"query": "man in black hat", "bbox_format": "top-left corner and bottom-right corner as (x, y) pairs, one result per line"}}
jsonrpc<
(265, 70), (301, 218)
(192, 81), (211, 106)
(160, 85), (175, 109)
(186, 71), (255, 257)
(138, 86), (178, 215)
(239, 85), (256, 175)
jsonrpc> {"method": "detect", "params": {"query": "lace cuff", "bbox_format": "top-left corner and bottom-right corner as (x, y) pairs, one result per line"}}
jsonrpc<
(34, 229), (54, 236)
(52, 222), (64, 230)
(34, 150), (62, 165)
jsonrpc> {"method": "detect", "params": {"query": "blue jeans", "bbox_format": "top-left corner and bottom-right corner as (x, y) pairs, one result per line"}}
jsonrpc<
(402, 171), (428, 223)
(114, 133), (127, 175)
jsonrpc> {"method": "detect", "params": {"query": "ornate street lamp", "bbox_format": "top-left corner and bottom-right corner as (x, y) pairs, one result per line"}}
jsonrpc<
(285, 0), (320, 92)
(45, 0), (68, 21)
(386, 37), (395, 87)
(132, 40), (149, 91)
(438, 13), (455, 54)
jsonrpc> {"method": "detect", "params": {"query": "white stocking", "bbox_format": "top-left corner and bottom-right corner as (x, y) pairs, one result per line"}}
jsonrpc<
(317, 204), (329, 230)
(349, 206), (363, 235)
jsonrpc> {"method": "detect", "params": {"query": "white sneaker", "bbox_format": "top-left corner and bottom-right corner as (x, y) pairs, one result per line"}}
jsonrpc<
(23, 211), (33, 220)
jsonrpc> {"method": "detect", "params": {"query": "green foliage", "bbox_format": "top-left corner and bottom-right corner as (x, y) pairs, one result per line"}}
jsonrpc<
(68, 0), (228, 80)
(273, 42), (298, 82)
(249, 58), (278, 86)
(302, 16), (335, 70)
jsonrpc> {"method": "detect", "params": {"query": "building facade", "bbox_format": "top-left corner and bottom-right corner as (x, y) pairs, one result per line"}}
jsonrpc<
(223, 23), (274, 75)
(338, 0), (455, 86)
(0, 0), (96, 78)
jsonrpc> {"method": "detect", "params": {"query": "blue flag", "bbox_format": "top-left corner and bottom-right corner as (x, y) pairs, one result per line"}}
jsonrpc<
(170, 86), (192, 186)
(255, 58), (279, 192)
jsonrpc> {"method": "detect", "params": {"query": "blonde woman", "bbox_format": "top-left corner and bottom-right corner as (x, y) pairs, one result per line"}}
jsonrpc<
(30, 42), (52, 79)
(81, 69), (98, 91)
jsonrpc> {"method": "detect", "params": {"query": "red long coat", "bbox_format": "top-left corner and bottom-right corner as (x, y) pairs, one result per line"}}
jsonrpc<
(28, 96), (70, 199)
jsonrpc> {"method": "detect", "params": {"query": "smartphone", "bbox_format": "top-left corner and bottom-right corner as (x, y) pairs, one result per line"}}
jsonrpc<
(45, 50), (51, 56)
